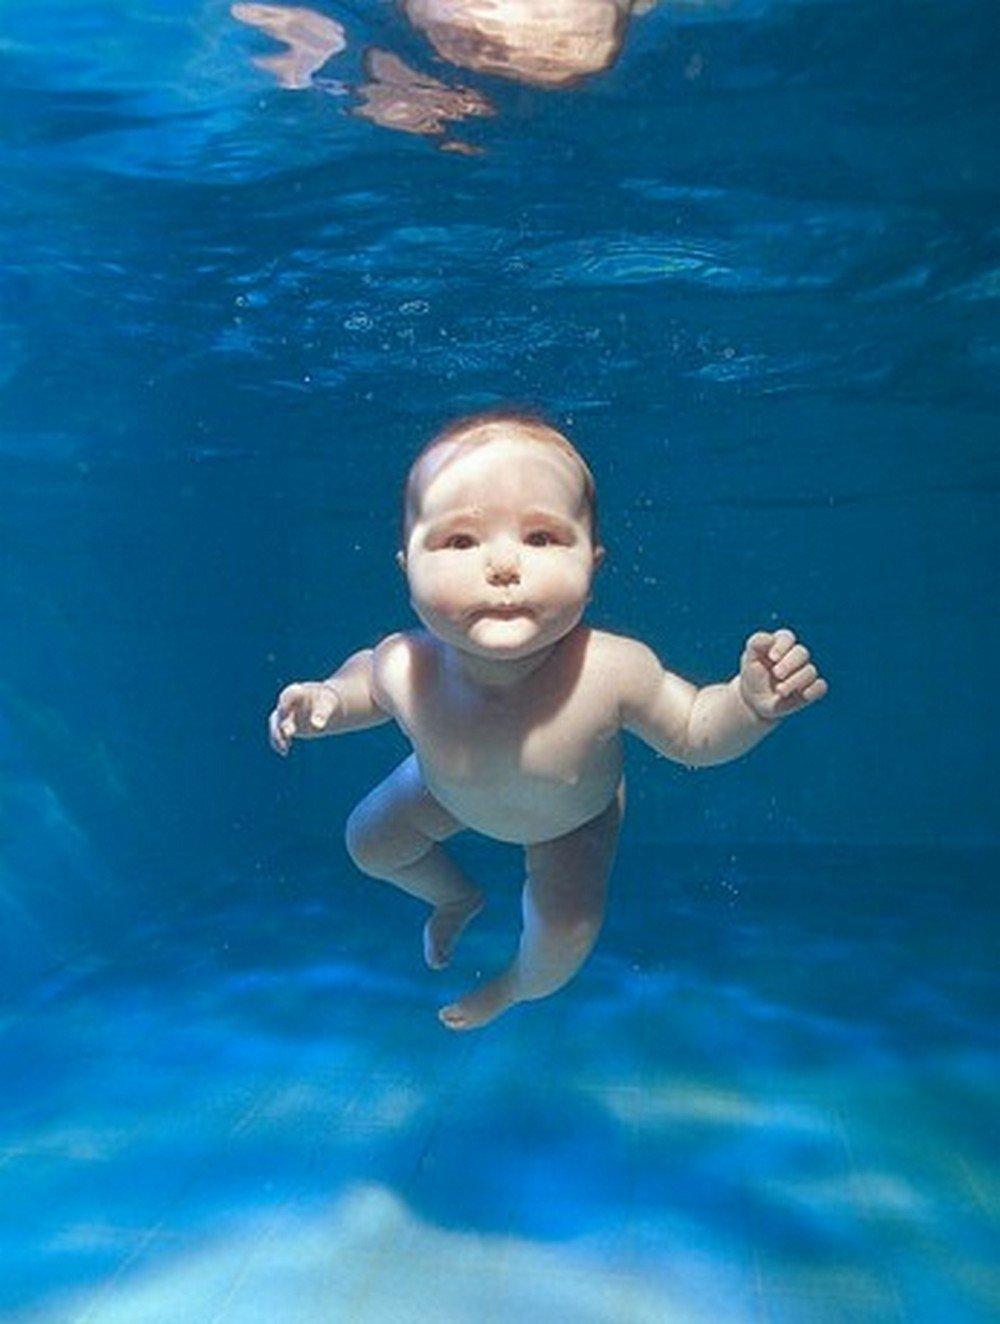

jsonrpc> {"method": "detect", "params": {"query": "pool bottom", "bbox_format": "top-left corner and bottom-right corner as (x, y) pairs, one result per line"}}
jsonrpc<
(1, 842), (996, 1323)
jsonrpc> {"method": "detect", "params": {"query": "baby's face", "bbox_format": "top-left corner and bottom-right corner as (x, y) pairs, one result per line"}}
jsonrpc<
(400, 435), (604, 661)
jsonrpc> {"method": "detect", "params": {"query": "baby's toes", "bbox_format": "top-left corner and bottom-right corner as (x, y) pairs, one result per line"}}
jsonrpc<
(423, 923), (452, 970)
(423, 892), (485, 971)
(438, 1003), (471, 1030)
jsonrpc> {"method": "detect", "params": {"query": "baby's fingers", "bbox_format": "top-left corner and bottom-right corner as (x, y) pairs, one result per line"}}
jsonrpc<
(310, 684), (340, 729)
(767, 628), (797, 662)
(276, 683), (308, 740)
(773, 644), (809, 681)
(744, 631), (775, 658)
(268, 707), (290, 756)
(777, 667), (830, 708)
(280, 709), (299, 740)
(776, 662), (817, 696)
(742, 632), (776, 680)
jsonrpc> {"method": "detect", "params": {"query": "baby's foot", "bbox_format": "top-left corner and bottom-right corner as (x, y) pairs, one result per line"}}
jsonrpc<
(423, 889), (485, 970)
(438, 968), (519, 1031)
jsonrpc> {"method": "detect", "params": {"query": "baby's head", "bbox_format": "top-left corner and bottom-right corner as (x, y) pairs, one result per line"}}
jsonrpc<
(397, 411), (605, 659)
(402, 0), (631, 88)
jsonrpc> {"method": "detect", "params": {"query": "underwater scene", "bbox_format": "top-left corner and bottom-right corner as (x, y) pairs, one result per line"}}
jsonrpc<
(1, 0), (997, 1319)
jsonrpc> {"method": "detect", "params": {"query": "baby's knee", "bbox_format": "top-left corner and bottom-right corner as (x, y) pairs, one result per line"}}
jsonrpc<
(344, 802), (427, 876)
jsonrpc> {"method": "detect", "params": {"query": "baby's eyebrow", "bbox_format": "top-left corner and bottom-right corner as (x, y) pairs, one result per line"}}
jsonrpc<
(426, 507), (576, 533)
(423, 510), (476, 534)
(521, 507), (576, 528)
(427, 507), (477, 524)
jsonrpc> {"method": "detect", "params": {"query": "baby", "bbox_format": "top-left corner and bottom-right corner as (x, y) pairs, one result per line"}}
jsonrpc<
(267, 412), (828, 1031)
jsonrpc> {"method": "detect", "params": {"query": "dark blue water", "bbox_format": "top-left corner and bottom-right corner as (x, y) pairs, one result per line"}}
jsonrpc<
(1, 1), (997, 1319)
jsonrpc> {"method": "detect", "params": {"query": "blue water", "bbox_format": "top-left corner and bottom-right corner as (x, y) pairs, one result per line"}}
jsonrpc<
(1, 1), (997, 1320)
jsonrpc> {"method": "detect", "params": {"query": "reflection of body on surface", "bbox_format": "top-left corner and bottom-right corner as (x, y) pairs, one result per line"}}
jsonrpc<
(402, 0), (660, 88)
(232, 0), (662, 149)
(268, 414), (828, 1032)
(231, 3), (346, 88)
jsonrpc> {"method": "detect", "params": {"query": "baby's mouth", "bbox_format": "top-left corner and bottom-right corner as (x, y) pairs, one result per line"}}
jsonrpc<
(473, 605), (530, 619)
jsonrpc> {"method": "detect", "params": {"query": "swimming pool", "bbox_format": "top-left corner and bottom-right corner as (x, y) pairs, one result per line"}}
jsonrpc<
(1, 0), (997, 1319)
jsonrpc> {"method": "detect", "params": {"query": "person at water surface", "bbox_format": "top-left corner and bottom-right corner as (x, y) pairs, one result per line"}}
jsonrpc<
(232, 0), (662, 148)
(267, 413), (829, 1031)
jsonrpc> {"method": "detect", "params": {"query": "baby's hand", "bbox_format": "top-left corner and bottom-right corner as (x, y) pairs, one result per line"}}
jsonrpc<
(739, 628), (829, 721)
(268, 681), (342, 756)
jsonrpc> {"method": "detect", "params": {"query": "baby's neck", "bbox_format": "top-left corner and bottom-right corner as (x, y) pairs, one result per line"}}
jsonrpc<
(444, 639), (560, 697)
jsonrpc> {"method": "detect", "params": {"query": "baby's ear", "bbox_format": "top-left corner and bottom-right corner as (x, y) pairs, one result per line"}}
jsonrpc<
(592, 544), (607, 572)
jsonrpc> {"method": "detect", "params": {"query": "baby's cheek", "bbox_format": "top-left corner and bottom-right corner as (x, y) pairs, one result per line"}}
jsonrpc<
(412, 564), (471, 616)
(536, 557), (592, 605)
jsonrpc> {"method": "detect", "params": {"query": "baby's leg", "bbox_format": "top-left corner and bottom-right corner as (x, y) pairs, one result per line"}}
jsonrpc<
(439, 778), (625, 1031)
(344, 752), (484, 969)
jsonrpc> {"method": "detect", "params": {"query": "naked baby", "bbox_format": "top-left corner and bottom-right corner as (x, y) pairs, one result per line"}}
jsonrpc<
(267, 412), (829, 1031)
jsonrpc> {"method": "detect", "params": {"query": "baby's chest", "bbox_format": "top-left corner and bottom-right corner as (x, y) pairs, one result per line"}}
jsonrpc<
(400, 684), (618, 792)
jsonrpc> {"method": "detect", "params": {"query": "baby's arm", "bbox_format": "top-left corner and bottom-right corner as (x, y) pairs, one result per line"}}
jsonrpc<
(614, 627), (826, 768)
(268, 645), (392, 756)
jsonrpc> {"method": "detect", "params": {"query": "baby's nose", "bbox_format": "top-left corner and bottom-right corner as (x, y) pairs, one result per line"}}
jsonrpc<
(485, 543), (521, 584)
(486, 563), (520, 585)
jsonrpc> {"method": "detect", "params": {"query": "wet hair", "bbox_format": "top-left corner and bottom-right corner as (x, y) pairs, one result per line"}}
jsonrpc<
(399, 409), (600, 554)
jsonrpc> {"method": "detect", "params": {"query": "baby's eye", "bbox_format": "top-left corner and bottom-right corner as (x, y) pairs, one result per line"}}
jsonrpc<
(525, 530), (557, 547)
(444, 533), (477, 550)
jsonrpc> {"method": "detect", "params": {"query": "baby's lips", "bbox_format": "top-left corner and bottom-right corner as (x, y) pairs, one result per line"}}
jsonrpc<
(471, 603), (532, 619)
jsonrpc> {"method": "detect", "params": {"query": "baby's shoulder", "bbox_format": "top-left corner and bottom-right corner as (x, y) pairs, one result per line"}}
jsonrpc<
(370, 629), (436, 712)
(582, 627), (668, 700)
(583, 626), (662, 672)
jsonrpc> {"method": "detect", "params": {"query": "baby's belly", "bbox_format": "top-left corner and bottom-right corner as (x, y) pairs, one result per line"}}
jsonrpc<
(415, 745), (624, 845)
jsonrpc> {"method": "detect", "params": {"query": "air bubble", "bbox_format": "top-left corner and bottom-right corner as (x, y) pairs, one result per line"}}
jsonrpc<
(344, 312), (373, 332)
